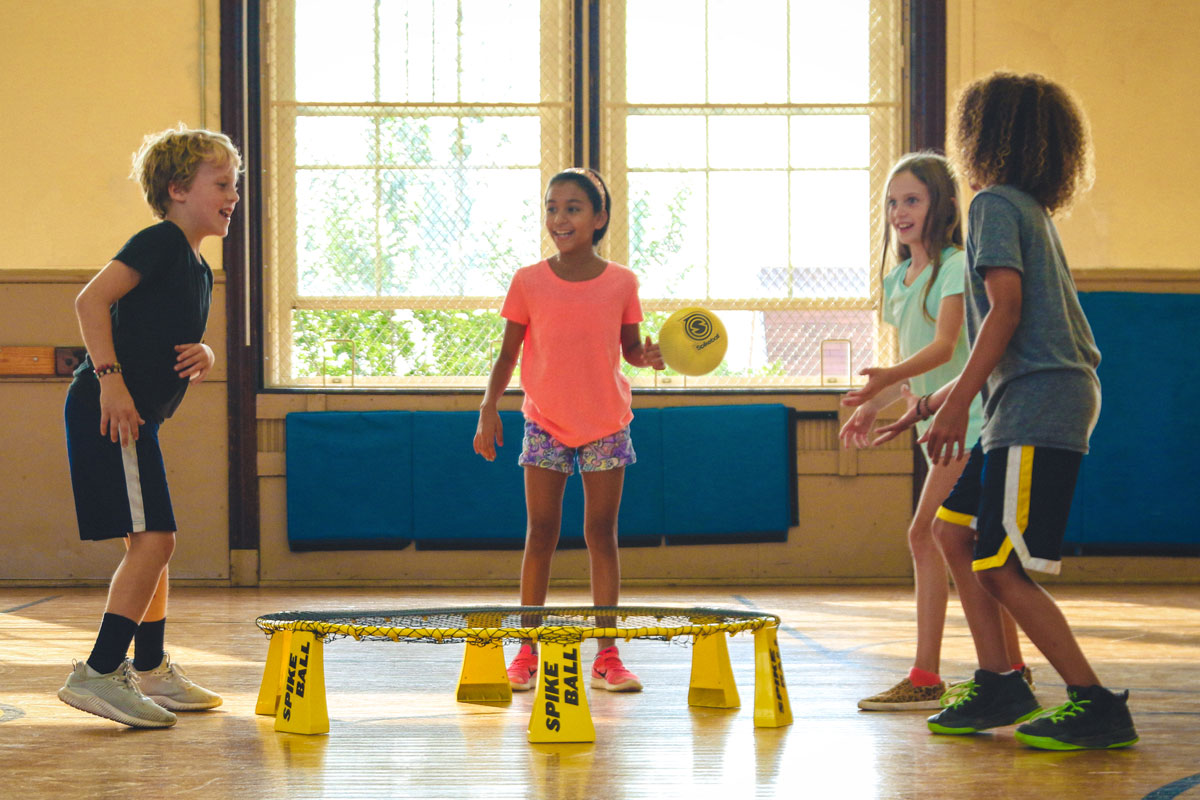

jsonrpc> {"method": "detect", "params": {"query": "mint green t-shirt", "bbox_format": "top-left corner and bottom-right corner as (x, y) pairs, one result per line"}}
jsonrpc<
(881, 247), (984, 448)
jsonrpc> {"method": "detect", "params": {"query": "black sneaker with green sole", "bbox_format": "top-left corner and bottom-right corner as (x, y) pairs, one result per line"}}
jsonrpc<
(1014, 685), (1139, 750)
(927, 668), (1041, 734)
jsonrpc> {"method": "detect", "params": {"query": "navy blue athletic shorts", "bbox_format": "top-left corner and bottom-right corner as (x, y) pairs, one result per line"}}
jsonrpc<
(64, 377), (176, 541)
(935, 440), (1082, 576)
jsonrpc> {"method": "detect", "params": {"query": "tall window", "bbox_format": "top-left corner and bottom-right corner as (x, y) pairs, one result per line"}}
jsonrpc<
(262, 0), (902, 388)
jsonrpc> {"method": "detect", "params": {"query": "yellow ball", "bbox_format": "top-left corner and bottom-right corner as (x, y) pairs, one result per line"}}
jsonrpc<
(658, 307), (728, 376)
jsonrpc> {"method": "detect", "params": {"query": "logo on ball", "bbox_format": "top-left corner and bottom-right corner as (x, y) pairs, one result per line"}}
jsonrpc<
(659, 306), (727, 376)
(682, 312), (713, 343)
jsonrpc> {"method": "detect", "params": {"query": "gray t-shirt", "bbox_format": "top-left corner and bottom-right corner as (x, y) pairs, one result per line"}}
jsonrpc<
(964, 185), (1101, 452)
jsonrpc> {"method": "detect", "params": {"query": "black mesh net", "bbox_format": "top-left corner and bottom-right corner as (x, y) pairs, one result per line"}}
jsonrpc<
(255, 605), (779, 645)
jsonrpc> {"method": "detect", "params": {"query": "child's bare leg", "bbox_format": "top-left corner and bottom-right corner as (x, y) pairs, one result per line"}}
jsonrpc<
(1000, 606), (1025, 668)
(123, 537), (169, 623)
(519, 466), (568, 642)
(932, 518), (1010, 673)
(581, 468), (625, 651)
(976, 557), (1100, 687)
(105, 531), (175, 622)
(132, 554), (170, 671)
(910, 460), (960, 675)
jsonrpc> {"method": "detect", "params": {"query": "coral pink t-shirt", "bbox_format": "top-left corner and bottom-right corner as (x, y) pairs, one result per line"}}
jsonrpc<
(501, 260), (643, 447)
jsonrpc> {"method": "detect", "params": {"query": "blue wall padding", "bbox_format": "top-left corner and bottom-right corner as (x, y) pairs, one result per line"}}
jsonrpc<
(411, 411), (528, 546)
(557, 408), (666, 545)
(284, 404), (792, 551)
(660, 404), (792, 539)
(1064, 292), (1200, 549)
(285, 411), (414, 549)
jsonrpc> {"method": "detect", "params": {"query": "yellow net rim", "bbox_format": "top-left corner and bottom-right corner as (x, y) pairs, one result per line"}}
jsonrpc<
(254, 604), (780, 644)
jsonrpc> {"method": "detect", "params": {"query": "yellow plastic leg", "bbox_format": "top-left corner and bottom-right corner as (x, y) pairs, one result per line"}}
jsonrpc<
(753, 626), (793, 728)
(255, 629), (292, 716)
(527, 640), (595, 743)
(274, 631), (330, 735)
(457, 640), (513, 703)
(688, 632), (741, 709)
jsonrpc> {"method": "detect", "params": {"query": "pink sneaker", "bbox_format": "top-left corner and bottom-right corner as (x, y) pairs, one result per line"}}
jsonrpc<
(507, 642), (538, 691)
(591, 646), (643, 693)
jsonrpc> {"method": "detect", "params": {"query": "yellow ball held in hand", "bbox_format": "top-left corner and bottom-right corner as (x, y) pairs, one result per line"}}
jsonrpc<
(658, 307), (728, 376)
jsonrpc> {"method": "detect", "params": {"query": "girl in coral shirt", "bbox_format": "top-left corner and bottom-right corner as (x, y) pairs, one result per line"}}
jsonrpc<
(475, 167), (664, 693)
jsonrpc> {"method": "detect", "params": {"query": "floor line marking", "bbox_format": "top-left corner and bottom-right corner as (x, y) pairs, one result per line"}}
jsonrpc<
(1, 595), (61, 614)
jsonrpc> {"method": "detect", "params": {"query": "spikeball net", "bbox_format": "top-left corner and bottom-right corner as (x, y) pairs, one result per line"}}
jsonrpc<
(255, 605), (780, 646)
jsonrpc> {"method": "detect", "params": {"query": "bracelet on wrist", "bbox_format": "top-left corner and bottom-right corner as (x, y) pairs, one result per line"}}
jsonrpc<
(917, 393), (932, 420)
(94, 362), (122, 378)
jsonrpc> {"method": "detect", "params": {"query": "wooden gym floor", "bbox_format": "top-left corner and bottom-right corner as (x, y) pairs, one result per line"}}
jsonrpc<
(1, 584), (1197, 799)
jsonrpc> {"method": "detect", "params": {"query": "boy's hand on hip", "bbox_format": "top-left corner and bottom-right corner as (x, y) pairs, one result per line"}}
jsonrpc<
(99, 378), (145, 446)
(175, 343), (215, 383)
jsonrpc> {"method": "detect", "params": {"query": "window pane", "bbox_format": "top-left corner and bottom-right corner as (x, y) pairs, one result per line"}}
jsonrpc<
(709, 171), (789, 299)
(295, 170), (377, 296)
(790, 170), (870, 297)
(627, 172), (708, 298)
(379, 169), (538, 296)
(295, 0), (376, 103)
(461, 117), (542, 168)
(626, 1), (706, 103)
(756, 308), (878, 379)
(790, 0), (870, 103)
(710, 116), (788, 169)
(460, 0), (540, 102)
(790, 115), (870, 169)
(377, 117), (456, 167)
(271, 0), (901, 387)
(627, 116), (707, 169)
(708, 0), (788, 103)
(296, 116), (373, 166)
(378, 1), (436, 102)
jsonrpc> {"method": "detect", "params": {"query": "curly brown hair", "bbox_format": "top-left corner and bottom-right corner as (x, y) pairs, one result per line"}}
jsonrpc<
(951, 72), (1093, 214)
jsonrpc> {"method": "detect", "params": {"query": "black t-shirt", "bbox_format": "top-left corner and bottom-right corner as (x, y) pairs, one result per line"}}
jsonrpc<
(78, 221), (213, 422)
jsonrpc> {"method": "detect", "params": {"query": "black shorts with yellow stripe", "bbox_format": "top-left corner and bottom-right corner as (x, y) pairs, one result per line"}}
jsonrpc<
(935, 441), (1082, 576)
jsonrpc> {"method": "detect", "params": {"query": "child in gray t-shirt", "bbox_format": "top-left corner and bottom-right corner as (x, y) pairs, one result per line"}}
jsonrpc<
(964, 183), (1101, 452)
(876, 72), (1137, 751)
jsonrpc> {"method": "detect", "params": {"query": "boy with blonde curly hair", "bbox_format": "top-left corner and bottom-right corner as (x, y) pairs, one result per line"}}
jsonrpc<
(58, 126), (240, 728)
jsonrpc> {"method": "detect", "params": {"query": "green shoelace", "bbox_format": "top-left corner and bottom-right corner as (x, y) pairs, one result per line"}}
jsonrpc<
(939, 680), (978, 709)
(1034, 697), (1090, 723)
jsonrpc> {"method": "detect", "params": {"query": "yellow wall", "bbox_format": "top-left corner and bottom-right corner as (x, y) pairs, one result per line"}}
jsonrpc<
(3, 2), (1198, 586)
(0, 0), (224, 271)
(947, 0), (1200, 270)
(4, 1), (1194, 273)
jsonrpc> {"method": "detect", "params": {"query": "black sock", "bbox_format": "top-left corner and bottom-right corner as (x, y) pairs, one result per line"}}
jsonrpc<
(86, 613), (139, 675)
(133, 618), (167, 671)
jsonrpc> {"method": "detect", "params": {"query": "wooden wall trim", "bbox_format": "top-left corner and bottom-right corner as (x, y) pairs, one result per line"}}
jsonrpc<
(0, 270), (228, 285)
(1074, 268), (1200, 293)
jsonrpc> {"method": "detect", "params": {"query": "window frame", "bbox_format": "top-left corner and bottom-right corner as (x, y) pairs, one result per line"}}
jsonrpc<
(218, 0), (947, 547)
(596, 0), (906, 389)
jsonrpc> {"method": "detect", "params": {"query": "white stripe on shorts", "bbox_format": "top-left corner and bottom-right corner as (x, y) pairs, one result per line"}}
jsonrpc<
(1001, 445), (1060, 575)
(120, 441), (147, 532)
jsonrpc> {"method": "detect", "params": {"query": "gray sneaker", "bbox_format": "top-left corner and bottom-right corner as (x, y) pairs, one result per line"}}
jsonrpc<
(58, 660), (177, 728)
(134, 652), (222, 711)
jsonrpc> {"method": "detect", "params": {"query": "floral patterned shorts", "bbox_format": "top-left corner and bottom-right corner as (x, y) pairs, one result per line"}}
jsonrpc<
(518, 420), (636, 474)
